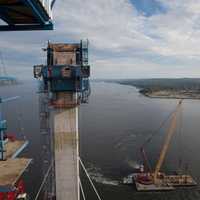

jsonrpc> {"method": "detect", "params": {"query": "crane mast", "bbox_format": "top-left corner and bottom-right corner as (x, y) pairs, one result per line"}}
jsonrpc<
(154, 100), (182, 183)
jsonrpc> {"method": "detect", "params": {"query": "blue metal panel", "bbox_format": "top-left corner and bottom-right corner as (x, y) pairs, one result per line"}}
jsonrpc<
(0, 186), (15, 193)
(23, 0), (50, 24)
(40, 65), (90, 93)
(51, 80), (77, 92)
(42, 65), (82, 80)
(41, 65), (88, 92)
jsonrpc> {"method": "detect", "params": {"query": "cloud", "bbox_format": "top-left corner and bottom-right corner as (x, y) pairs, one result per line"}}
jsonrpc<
(0, 0), (200, 79)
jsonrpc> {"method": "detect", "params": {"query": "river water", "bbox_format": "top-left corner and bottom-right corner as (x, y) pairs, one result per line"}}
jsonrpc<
(0, 81), (42, 198)
(79, 81), (200, 200)
(1, 80), (200, 200)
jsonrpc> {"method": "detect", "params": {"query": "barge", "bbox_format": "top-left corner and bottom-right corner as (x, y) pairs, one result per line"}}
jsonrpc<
(123, 100), (197, 191)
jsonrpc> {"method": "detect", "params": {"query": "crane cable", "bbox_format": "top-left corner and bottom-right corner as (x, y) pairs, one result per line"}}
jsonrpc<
(177, 103), (183, 169)
(141, 102), (182, 148)
(79, 157), (103, 200)
(139, 100), (183, 171)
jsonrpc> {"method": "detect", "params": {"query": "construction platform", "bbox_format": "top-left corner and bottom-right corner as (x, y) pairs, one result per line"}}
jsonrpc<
(0, 158), (31, 192)
(5, 139), (29, 159)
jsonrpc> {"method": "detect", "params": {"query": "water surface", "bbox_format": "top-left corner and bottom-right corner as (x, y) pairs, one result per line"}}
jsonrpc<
(1, 81), (200, 200)
(80, 81), (200, 200)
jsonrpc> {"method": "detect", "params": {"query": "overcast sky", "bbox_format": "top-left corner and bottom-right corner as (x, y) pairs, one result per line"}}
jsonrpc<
(1, 0), (200, 80)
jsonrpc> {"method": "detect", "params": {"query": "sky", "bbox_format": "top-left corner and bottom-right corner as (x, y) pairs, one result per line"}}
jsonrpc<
(1, 0), (200, 80)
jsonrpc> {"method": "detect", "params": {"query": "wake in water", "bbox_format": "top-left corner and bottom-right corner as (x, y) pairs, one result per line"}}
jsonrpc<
(125, 159), (141, 170)
(86, 163), (119, 186)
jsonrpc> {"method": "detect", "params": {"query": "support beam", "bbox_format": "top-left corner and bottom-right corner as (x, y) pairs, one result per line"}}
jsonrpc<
(0, 0), (53, 31)
(23, 0), (50, 24)
(0, 24), (53, 31)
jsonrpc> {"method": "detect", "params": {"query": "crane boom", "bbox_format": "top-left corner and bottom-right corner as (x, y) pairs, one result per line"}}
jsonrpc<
(154, 100), (182, 183)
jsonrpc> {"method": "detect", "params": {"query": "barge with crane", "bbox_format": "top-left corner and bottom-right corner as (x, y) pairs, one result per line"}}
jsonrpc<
(123, 100), (197, 191)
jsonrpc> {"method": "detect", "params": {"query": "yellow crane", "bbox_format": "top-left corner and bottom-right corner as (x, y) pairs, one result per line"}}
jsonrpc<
(154, 100), (182, 184)
(131, 99), (197, 191)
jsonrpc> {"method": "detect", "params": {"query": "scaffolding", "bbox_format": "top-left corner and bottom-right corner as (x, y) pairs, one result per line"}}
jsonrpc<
(38, 88), (56, 199)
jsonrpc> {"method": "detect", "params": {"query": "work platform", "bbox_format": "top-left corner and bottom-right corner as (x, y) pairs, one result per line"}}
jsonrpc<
(0, 158), (31, 192)
(0, 0), (54, 31)
(0, 135), (31, 193)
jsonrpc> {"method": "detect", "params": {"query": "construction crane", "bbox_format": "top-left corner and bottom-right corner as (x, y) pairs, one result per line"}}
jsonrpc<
(153, 100), (182, 184)
(0, 0), (56, 31)
(124, 100), (197, 191)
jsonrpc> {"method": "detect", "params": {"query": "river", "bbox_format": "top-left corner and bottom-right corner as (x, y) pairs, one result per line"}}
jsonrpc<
(1, 80), (200, 200)
(80, 81), (200, 200)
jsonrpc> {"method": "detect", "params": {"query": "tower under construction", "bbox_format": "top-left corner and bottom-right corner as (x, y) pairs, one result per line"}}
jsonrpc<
(34, 40), (90, 200)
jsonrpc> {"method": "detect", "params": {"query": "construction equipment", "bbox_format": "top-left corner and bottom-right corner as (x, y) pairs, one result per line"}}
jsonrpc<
(0, 0), (56, 31)
(153, 100), (182, 184)
(34, 40), (90, 108)
(0, 97), (31, 199)
(0, 1), (56, 199)
(123, 100), (197, 191)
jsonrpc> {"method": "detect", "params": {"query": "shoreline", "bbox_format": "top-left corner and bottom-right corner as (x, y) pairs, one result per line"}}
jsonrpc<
(140, 91), (200, 100)
(109, 81), (200, 100)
